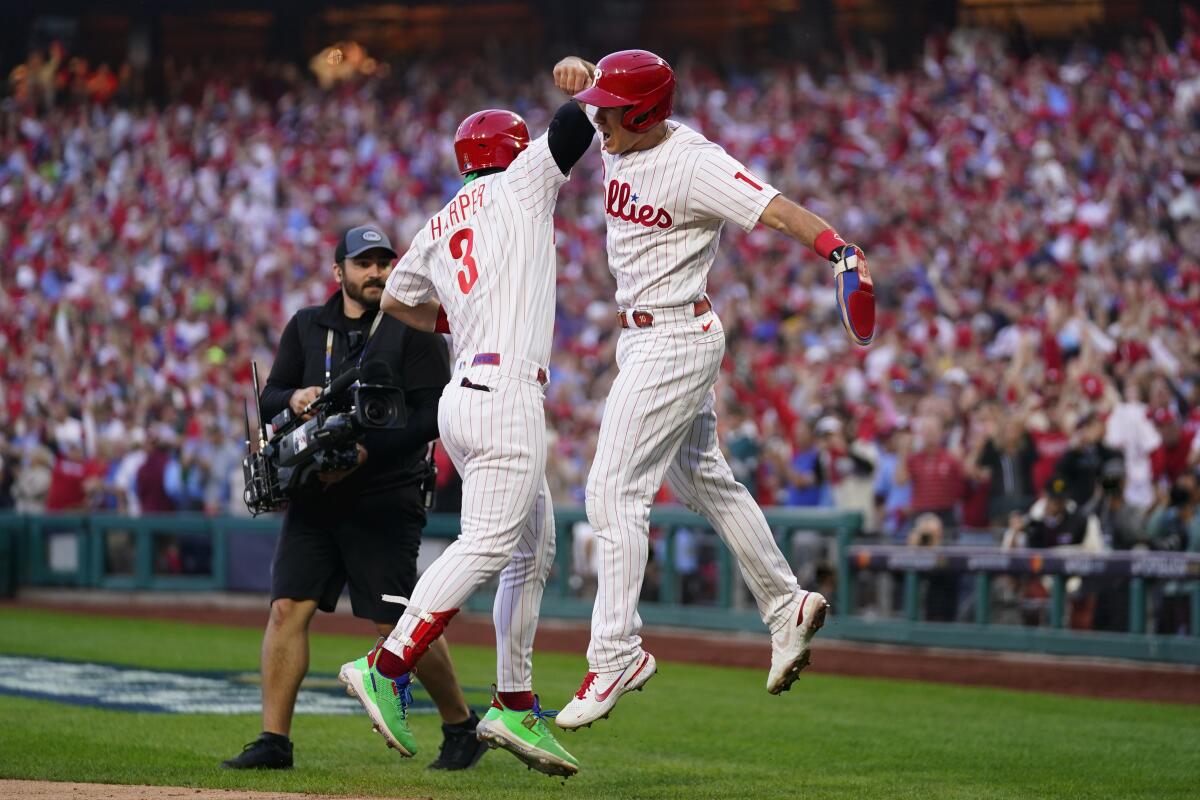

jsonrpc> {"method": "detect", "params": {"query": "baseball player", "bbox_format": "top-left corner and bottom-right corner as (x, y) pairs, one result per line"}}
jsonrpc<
(550, 50), (876, 729)
(337, 104), (595, 777)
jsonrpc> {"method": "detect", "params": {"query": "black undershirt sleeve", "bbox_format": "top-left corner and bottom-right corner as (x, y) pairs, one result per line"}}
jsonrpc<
(260, 314), (304, 421)
(546, 101), (595, 176)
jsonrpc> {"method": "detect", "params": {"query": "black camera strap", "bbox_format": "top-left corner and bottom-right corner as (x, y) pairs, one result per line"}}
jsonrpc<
(324, 312), (385, 388)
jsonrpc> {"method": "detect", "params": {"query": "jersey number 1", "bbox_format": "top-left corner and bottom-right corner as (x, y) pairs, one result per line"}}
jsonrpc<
(735, 171), (763, 191)
(449, 228), (478, 294)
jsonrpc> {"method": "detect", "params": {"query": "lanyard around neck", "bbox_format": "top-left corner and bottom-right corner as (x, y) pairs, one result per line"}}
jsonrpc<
(324, 312), (384, 388)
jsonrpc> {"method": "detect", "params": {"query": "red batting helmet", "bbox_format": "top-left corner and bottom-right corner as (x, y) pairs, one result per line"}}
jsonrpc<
(574, 49), (675, 133)
(453, 109), (530, 176)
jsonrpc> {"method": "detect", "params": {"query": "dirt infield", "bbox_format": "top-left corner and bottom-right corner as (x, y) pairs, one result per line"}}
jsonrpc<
(0, 781), (423, 800)
(8, 595), (1198, 705)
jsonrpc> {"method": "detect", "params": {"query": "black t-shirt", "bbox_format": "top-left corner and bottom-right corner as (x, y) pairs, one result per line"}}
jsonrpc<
(261, 291), (451, 498)
(978, 435), (1037, 500)
(1055, 444), (1122, 506)
(1025, 510), (1088, 548)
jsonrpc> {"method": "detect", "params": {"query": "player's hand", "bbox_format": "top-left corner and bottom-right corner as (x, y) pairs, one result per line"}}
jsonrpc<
(554, 56), (595, 95)
(289, 386), (323, 420)
(319, 443), (368, 485)
(830, 244), (875, 346)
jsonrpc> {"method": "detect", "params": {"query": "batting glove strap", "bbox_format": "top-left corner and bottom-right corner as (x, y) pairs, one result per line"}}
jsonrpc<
(830, 244), (875, 347)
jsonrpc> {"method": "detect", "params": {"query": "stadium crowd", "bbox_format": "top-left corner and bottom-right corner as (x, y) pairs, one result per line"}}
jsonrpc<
(1, 22), (1199, 621)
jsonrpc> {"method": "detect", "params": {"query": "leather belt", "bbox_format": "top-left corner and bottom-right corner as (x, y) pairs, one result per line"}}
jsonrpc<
(618, 296), (712, 329)
(469, 352), (548, 385)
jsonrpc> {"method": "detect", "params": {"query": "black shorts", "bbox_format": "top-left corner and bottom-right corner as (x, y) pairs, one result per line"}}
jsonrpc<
(270, 483), (425, 624)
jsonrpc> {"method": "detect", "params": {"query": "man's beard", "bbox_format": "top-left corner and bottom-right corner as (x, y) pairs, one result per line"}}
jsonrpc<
(345, 280), (385, 310)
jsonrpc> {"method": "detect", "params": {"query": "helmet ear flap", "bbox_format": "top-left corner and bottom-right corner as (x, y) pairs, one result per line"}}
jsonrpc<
(621, 102), (656, 133)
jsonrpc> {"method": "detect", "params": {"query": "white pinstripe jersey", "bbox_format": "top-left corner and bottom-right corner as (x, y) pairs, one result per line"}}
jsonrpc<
(385, 134), (566, 368)
(592, 115), (781, 309)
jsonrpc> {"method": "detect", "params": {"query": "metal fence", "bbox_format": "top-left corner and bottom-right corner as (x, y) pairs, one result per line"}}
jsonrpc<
(839, 543), (1200, 663)
(0, 508), (857, 627)
(2, 510), (1197, 664)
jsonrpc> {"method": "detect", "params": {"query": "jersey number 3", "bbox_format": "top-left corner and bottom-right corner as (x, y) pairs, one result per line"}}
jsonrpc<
(449, 228), (478, 294)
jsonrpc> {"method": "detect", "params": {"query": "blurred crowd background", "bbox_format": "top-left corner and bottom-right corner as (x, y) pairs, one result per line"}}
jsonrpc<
(1, 1), (1199, 629)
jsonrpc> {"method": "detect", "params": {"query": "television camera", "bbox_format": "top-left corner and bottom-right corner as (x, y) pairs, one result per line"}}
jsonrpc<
(242, 360), (406, 516)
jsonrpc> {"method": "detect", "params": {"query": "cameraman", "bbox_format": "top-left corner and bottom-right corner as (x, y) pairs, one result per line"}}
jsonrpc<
(1085, 459), (1146, 631)
(223, 226), (483, 771)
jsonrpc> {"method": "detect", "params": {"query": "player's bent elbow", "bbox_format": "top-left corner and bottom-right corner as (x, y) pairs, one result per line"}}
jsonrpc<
(381, 295), (429, 331)
(380, 291), (401, 317)
(757, 195), (791, 233)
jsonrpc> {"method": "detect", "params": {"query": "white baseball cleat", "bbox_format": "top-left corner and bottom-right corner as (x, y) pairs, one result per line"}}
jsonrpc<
(555, 651), (657, 730)
(767, 590), (829, 694)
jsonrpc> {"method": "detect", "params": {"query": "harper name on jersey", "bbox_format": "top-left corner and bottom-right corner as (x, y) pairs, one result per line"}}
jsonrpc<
(428, 181), (488, 240)
(386, 133), (566, 376)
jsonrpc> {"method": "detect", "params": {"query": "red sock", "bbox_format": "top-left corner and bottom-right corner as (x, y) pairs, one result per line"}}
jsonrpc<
(498, 691), (534, 711)
(374, 646), (409, 679)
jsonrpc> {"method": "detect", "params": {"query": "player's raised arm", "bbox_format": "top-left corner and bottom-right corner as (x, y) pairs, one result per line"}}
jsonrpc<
(758, 196), (833, 252)
(553, 56), (596, 95)
(686, 143), (876, 347)
(545, 101), (596, 175)
(503, 103), (595, 220)
(759, 196), (876, 347)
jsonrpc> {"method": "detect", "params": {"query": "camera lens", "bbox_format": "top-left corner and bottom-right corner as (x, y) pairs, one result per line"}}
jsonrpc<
(362, 395), (391, 426)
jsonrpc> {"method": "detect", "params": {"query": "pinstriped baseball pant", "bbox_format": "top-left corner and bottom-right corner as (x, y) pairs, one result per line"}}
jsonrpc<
(584, 313), (801, 672)
(385, 371), (555, 691)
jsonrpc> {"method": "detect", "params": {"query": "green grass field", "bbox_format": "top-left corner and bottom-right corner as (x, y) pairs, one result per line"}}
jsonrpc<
(0, 607), (1197, 800)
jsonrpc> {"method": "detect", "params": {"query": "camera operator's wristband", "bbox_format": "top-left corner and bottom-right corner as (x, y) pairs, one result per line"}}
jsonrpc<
(434, 306), (451, 334)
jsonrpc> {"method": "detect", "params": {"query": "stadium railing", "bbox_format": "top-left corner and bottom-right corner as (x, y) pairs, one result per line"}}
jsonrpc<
(0, 507), (857, 614)
(2, 511), (1197, 664)
(839, 543), (1200, 663)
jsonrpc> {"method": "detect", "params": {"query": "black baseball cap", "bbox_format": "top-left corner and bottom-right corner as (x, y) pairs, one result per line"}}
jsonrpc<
(1044, 475), (1069, 499)
(335, 225), (398, 261)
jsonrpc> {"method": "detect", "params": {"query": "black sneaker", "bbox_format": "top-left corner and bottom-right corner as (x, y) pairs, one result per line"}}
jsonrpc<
(427, 711), (487, 770)
(221, 733), (294, 769)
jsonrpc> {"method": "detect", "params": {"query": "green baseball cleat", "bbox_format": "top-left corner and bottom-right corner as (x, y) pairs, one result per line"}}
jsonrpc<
(475, 690), (580, 777)
(338, 648), (418, 757)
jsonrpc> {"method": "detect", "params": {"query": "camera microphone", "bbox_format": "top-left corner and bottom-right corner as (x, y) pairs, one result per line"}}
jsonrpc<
(303, 366), (362, 415)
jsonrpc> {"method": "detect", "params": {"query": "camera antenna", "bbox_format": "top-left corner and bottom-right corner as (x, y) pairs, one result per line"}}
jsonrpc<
(251, 361), (268, 448)
(243, 398), (253, 455)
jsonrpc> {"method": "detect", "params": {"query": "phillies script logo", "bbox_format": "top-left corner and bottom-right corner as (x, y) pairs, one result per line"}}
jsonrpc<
(605, 180), (672, 229)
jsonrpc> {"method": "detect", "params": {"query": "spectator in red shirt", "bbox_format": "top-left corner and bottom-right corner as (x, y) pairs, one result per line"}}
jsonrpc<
(44, 439), (106, 511)
(959, 421), (994, 531)
(135, 427), (178, 513)
(899, 416), (965, 531)
(1151, 408), (1195, 486)
(1029, 411), (1071, 494)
